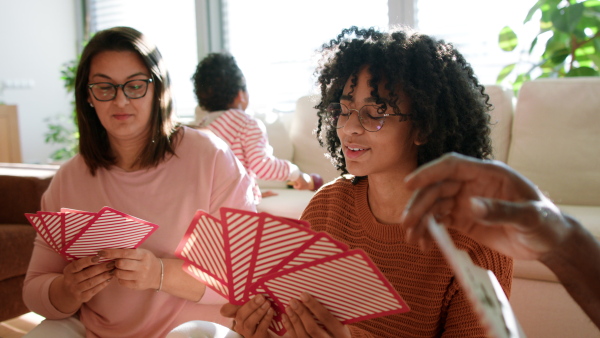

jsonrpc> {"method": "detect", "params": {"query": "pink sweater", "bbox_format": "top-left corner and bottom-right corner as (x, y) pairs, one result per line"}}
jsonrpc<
(23, 127), (255, 338)
(198, 109), (300, 203)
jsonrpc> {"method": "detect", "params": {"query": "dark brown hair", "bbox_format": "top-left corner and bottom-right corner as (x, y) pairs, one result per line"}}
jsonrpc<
(192, 52), (247, 111)
(75, 26), (178, 175)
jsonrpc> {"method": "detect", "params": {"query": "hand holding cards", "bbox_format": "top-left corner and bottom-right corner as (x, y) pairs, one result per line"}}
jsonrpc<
(176, 208), (410, 335)
(26, 207), (159, 261)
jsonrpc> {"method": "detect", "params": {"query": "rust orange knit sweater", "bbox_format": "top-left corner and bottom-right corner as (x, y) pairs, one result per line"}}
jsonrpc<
(300, 177), (513, 337)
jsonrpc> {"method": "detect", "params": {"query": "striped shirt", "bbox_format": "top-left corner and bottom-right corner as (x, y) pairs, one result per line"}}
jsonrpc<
(198, 109), (300, 203)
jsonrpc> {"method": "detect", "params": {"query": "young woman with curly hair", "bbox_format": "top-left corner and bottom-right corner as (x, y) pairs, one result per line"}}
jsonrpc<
(217, 26), (513, 338)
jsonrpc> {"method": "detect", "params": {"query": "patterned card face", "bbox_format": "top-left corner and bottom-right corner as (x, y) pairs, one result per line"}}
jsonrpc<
(426, 216), (526, 338)
(176, 208), (410, 336)
(25, 213), (60, 252)
(25, 207), (159, 261)
(62, 207), (158, 260)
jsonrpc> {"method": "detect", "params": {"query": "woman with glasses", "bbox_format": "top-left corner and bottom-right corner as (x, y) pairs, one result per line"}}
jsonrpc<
(23, 26), (254, 337)
(220, 26), (513, 337)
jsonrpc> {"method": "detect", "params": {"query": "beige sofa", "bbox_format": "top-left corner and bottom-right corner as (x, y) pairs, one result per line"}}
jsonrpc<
(256, 77), (600, 337)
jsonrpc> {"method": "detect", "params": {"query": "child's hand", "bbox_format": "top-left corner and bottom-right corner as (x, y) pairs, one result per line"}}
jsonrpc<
(292, 173), (313, 190)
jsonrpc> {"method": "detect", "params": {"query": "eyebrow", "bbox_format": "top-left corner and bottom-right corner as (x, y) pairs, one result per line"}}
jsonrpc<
(339, 94), (386, 104)
(90, 72), (150, 81)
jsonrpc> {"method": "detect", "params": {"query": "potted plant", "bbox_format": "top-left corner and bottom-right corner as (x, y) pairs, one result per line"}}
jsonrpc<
(497, 0), (599, 92)
(44, 59), (79, 162)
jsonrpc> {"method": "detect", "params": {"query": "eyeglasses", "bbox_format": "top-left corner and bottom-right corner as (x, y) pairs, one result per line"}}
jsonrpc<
(88, 78), (153, 101)
(326, 102), (402, 132)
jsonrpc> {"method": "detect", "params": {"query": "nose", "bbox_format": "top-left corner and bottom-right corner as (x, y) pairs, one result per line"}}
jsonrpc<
(342, 110), (364, 134)
(113, 86), (129, 107)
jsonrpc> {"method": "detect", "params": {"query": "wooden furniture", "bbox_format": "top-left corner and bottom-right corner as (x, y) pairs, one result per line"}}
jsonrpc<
(0, 105), (22, 163)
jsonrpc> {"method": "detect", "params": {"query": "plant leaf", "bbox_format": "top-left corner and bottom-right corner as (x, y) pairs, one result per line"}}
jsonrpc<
(566, 66), (599, 77)
(497, 63), (517, 83)
(551, 3), (585, 34)
(498, 26), (518, 51)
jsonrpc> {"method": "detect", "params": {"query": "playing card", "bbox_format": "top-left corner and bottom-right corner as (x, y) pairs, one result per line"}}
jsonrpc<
(177, 207), (411, 336)
(426, 216), (526, 338)
(244, 213), (316, 300)
(61, 207), (158, 260)
(37, 211), (64, 249)
(220, 208), (263, 303)
(61, 208), (97, 246)
(267, 231), (349, 274)
(254, 249), (410, 336)
(176, 210), (229, 299)
(25, 213), (60, 253)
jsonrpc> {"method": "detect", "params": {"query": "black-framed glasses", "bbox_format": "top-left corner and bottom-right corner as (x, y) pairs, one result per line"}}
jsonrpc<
(88, 78), (153, 101)
(326, 102), (402, 132)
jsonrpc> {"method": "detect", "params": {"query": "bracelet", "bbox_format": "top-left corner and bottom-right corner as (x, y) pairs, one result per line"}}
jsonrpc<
(156, 258), (164, 292)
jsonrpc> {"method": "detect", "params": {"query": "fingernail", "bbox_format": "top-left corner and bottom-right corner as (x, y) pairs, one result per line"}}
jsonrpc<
(98, 251), (107, 257)
(254, 294), (264, 304)
(261, 301), (270, 309)
(91, 256), (100, 263)
(470, 197), (487, 218)
(106, 261), (115, 269)
(285, 306), (295, 316)
(300, 292), (310, 302)
(290, 299), (299, 309)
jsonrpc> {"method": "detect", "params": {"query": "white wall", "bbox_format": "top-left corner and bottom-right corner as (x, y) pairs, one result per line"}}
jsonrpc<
(0, 0), (77, 163)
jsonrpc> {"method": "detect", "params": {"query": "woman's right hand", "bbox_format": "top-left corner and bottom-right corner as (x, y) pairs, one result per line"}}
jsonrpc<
(50, 255), (114, 313)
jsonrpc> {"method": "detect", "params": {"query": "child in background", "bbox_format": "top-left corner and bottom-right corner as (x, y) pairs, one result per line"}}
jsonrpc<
(191, 53), (322, 204)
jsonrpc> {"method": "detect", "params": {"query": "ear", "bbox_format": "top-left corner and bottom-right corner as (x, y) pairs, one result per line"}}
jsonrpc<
(231, 90), (249, 110)
(413, 130), (426, 145)
(238, 90), (248, 104)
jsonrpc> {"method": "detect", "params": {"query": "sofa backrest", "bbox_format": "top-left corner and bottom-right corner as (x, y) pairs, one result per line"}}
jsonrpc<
(0, 163), (57, 224)
(289, 95), (342, 184)
(485, 84), (515, 163)
(506, 77), (600, 206)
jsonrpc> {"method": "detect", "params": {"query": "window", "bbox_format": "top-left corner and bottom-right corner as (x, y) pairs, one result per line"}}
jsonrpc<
(416, 0), (539, 85)
(224, 0), (389, 114)
(87, 0), (199, 118)
(85, 0), (540, 119)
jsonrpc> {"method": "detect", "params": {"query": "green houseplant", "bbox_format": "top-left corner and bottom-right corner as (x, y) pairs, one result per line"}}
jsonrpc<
(45, 59), (79, 161)
(497, 0), (600, 92)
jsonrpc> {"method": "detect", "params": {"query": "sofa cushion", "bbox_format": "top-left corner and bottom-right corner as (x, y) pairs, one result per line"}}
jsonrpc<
(255, 111), (295, 190)
(485, 84), (514, 163)
(0, 224), (36, 280)
(506, 78), (600, 206)
(512, 204), (600, 283)
(256, 188), (315, 220)
(289, 95), (341, 184)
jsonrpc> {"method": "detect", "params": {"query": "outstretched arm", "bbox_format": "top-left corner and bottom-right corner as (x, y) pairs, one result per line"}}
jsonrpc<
(401, 152), (600, 328)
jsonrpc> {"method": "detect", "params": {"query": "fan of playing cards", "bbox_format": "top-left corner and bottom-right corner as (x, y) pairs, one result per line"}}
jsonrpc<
(175, 207), (410, 336)
(25, 207), (159, 261)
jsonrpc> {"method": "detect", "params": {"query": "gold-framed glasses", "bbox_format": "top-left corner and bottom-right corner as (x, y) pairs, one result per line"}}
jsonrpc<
(326, 102), (401, 132)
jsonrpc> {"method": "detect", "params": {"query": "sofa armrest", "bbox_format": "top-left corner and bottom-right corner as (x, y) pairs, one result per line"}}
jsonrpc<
(0, 163), (58, 224)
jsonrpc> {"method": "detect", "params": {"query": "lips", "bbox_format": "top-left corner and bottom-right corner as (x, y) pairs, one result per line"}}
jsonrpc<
(113, 114), (133, 120)
(344, 143), (369, 159)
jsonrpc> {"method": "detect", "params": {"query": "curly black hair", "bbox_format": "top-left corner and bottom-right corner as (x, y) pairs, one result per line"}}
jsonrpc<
(314, 26), (493, 176)
(192, 52), (247, 111)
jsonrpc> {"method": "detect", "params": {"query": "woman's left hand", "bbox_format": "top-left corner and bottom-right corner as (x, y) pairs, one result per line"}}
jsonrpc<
(283, 292), (350, 338)
(98, 248), (162, 291)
